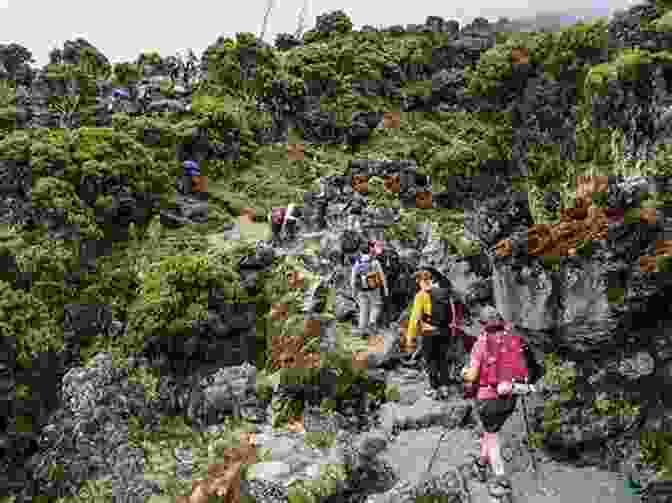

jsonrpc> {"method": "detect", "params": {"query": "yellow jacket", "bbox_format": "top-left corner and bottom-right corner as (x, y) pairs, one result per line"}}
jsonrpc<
(406, 291), (431, 343)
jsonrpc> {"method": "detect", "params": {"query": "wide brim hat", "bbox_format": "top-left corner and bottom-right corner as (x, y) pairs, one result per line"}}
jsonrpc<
(479, 305), (503, 325)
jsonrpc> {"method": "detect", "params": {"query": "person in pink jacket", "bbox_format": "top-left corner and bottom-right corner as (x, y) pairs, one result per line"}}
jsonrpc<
(462, 305), (530, 498)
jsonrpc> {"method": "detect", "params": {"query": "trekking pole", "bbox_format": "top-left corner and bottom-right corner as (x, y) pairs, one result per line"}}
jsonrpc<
(423, 427), (450, 483)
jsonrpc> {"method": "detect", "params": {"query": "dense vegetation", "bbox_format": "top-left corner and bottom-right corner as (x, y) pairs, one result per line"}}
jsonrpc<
(2, 5), (672, 497)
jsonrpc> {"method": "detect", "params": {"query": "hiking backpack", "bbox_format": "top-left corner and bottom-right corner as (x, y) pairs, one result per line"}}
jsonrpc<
(424, 287), (453, 329)
(271, 207), (287, 225)
(478, 324), (530, 388)
(353, 255), (382, 290)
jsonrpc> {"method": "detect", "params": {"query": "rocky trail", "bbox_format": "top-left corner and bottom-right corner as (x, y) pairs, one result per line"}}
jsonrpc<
(200, 219), (643, 503)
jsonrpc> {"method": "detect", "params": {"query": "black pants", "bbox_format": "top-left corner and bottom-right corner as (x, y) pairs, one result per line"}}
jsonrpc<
(477, 396), (517, 433)
(422, 329), (466, 389)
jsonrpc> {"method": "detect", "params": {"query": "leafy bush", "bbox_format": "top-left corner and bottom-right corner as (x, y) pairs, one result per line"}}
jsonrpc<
(304, 431), (337, 450)
(641, 431), (672, 479)
(528, 353), (576, 448)
(112, 62), (141, 87)
(0, 280), (63, 368)
(31, 176), (102, 240)
(585, 49), (672, 100)
(200, 32), (281, 99)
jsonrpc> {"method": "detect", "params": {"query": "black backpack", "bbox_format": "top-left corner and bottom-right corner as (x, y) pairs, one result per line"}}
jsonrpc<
(427, 287), (454, 328)
(522, 342), (544, 385)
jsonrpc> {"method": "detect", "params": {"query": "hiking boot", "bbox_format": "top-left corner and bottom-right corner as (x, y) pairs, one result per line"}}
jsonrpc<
(471, 456), (489, 483)
(488, 475), (513, 502)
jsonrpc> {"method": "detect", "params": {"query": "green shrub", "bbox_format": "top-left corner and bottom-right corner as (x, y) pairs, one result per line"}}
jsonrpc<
(528, 353), (576, 448)
(0, 280), (63, 368)
(607, 287), (626, 304)
(112, 62), (141, 87)
(200, 32), (281, 99)
(305, 431), (337, 450)
(574, 239), (594, 258)
(641, 431), (672, 478)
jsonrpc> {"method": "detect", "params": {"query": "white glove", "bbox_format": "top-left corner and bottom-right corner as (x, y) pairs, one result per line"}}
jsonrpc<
(497, 381), (513, 396)
(511, 382), (537, 395)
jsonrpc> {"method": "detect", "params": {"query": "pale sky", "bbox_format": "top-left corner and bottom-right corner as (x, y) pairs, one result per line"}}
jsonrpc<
(1, 0), (642, 67)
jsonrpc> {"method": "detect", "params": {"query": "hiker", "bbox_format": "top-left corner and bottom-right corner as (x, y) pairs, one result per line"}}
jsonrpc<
(405, 269), (468, 399)
(181, 160), (202, 195)
(351, 241), (389, 337)
(461, 305), (533, 500)
(281, 203), (302, 241)
(269, 206), (287, 243)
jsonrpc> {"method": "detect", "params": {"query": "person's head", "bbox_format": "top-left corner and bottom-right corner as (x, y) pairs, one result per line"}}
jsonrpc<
(369, 240), (384, 256)
(479, 305), (506, 333)
(415, 270), (433, 293)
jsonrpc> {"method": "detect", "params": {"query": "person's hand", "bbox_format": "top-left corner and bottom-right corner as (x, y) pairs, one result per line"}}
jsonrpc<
(497, 381), (513, 396)
(462, 367), (478, 383)
(420, 321), (435, 332)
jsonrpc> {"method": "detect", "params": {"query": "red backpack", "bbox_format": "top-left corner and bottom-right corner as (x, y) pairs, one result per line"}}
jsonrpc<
(478, 322), (529, 388)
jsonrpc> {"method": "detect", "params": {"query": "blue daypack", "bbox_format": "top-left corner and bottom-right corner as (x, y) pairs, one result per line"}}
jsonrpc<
(353, 255), (380, 290)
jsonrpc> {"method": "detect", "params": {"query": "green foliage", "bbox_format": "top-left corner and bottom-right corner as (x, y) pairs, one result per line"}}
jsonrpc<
(384, 383), (401, 402)
(574, 239), (594, 258)
(641, 431), (672, 479)
(656, 255), (672, 273)
(320, 397), (338, 414)
(0, 129), (32, 160)
(126, 365), (161, 402)
(31, 176), (103, 240)
(304, 431), (337, 450)
(112, 62), (142, 87)
(302, 10), (354, 44)
(426, 111), (512, 184)
(189, 93), (266, 174)
(466, 19), (608, 97)
(44, 62), (101, 127)
(585, 49), (672, 100)
(200, 32), (281, 99)
(125, 242), (257, 356)
(607, 287), (626, 304)
(287, 463), (348, 503)
(528, 353), (576, 448)
(592, 397), (640, 417)
(541, 255), (561, 273)
(0, 280), (63, 368)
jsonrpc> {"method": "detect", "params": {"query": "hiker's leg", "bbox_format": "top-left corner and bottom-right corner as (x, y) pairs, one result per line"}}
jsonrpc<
(489, 433), (506, 476)
(369, 289), (383, 332)
(357, 291), (371, 335)
(480, 432), (490, 463)
(424, 334), (440, 389)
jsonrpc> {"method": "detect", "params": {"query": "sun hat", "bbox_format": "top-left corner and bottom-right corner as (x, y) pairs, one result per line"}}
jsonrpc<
(479, 305), (503, 325)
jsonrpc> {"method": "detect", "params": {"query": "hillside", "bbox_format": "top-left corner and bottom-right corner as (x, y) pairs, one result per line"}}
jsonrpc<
(1, 1), (672, 501)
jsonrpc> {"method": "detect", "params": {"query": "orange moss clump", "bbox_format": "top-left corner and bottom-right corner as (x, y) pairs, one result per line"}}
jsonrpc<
(239, 207), (257, 225)
(384, 174), (401, 193)
(270, 334), (321, 370)
(383, 111), (401, 129)
(495, 175), (659, 258)
(640, 240), (672, 272)
(352, 175), (369, 194)
(287, 143), (305, 161)
(352, 334), (386, 369)
(176, 432), (258, 503)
